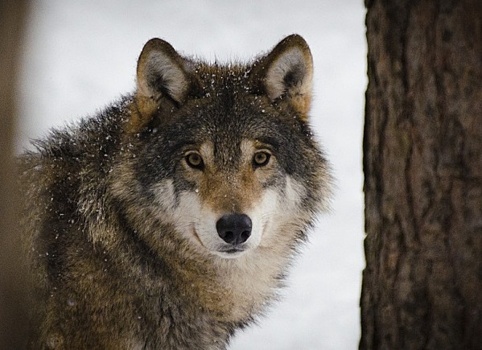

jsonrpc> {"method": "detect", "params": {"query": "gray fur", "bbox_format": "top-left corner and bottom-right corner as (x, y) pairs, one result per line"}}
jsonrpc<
(20, 34), (332, 349)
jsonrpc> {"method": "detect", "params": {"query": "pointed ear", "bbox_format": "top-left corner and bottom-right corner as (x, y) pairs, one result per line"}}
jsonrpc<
(252, 34), (314, 117)
(131, 38), (190, 131)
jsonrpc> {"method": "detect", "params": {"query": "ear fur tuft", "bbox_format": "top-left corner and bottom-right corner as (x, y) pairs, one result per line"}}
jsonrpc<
(131, 38), (189, 131)
(253, 34), (314, 117)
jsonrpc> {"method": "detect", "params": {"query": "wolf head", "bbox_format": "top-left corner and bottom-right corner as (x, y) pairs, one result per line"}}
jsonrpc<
(113, 35), (331, 260)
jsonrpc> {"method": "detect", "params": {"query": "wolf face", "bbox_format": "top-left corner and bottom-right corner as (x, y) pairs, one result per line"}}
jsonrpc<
(112, 35), (331, 261)
(152, 139), (305, 259)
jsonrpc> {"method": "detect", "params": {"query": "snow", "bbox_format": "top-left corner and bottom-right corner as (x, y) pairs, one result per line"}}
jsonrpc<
(18, 1), (367, 349)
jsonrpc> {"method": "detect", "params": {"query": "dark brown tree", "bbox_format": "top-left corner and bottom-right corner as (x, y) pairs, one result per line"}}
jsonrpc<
(0, 1), (31, 349)
(361, 0), (482, 349)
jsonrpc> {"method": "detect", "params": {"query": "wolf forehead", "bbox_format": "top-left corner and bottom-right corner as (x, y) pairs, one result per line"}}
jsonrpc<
(145, 86), (305, 152)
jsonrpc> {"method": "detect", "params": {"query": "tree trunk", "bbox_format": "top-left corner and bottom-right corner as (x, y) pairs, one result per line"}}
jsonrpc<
(0, 1), (31, 348)
(361, 0), (482, 349)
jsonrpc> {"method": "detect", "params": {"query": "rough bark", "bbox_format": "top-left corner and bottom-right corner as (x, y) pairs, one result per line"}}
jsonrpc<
(361, 0), (482, 349)
(0, 1), (31, 348)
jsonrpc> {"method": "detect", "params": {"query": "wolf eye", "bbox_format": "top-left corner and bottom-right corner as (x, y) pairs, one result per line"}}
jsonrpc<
(253, 151), (271, 167)
(185, 152), (204, 170)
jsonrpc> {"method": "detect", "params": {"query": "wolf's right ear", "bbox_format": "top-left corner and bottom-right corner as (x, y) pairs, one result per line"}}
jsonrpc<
(131, 38), (190, 131)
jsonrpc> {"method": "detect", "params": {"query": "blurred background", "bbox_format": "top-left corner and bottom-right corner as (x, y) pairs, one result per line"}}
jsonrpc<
(17, 1), (367, 349)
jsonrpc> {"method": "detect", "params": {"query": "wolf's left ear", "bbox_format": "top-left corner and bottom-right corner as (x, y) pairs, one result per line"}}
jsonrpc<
(131, 38), (190, 131)
(252, 34), (314, 118)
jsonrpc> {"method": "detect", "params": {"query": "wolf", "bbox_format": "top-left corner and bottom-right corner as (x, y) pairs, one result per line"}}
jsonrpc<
(20, 34), (332, 349)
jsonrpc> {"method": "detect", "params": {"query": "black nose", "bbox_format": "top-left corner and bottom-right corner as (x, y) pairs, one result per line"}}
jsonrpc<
(216, 214), (252, 245)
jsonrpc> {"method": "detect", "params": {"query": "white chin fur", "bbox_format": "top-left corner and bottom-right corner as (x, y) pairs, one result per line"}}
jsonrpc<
(212, 250), (249, 259)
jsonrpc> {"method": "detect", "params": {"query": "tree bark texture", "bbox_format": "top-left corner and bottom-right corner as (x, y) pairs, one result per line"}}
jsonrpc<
(0, 1), (31, 349)
(361, 0), (482, 349)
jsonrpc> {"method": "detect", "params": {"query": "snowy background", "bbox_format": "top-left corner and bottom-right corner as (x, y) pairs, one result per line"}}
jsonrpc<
(18, 1), (367, 349)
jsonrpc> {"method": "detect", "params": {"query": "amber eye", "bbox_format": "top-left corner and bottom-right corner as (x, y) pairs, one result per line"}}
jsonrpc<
(185, 152), (204, 170)
(253, 151), (271, 167)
